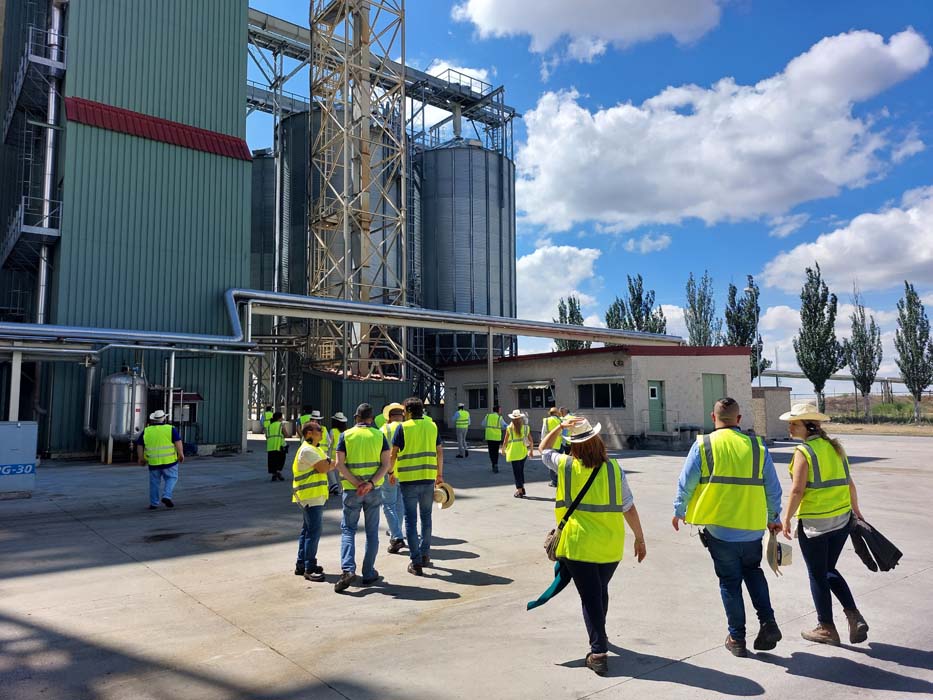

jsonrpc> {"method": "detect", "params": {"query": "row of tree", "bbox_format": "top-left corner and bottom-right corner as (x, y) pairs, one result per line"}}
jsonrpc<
(553, 265), (933, 422)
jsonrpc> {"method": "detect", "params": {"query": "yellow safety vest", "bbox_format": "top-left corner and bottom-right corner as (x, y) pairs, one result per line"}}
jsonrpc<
(263, 411), (273, 426)
(543, 415), (562, 447)
(143, 424), (176, 466)
(266, 420), (284, 452)
(686, 428), (767, 530)
(292, 442), (329, 504)
(382, 421), (401, 445)
(323, 427), (341, 460)
(484, 413), (503, 441)
(340, 425), (385, 490)
(455, 409), (470, 428)
(505, 424), (530, 462)
(793, 437), (852, 519)
(374, 414), (387, 429)
(396, 418), (439, 483)
(555, 456), (626, 563)
(298, 414), (311, 428)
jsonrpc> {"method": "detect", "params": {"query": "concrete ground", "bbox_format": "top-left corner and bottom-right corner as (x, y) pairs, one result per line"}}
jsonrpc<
(0, 433), (931, 700)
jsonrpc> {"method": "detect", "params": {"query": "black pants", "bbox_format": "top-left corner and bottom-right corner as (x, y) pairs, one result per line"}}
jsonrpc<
(267, 449), (286, 474)
(798, 524), (857, 623)
(510, 458), (526, 488)
(487, 441), (500, 467)
(564, 559), (619, 654)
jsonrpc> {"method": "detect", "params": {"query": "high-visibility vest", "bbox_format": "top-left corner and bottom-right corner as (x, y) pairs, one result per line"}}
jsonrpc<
(374, 414), (386, 429)
(484, 413), (503, 441)
(340, 425), (385, 490)
(262, 410), (273, 427)
(266, 420), (285, 452)
(793, 438), (852, 519)
(543, 415), (562, 447)
(143, 424), (176, 466)
(396, 418), (439, 483)
(292, 442), (329, 504)
(382, 421), (401, 445)
(505, 424), (530, 462)
(455, 409), (470, 428)
(323, 428), (341, 460)
(555, 455), (626, 563)
(686, 428), (767, 530)
(298, 414), (311, 428)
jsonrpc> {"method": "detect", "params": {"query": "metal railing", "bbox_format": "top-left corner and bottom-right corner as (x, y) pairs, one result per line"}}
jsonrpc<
(20, 195), (62, 234)
(26, 25), (67, 71)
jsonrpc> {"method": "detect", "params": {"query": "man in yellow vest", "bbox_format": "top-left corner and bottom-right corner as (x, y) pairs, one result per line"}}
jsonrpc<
(135, 409), (184, 510)
(297, 407), (313, 429)
(261, 405), (273, 431)
(391, 397), (444, 576)
(380, 403), (407, 554)
(541, 407), (562, 486)
(333, 403), (392, 593)
(483, 405), (507, 473)
(454, 402), (471, 458)
(292, 421), (333, 582)
(672, 397), (784, 657)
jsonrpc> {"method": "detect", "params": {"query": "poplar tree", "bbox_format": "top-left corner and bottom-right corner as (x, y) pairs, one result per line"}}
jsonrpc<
(793, 264), (846, 412)
(725, 275), (771, 380)
(554, 295), (591, 351)
(684, 270), (722, 346)
(844, 287), (882, 421)
(894, 281), (933, 422)
(613, 274), (667, 334)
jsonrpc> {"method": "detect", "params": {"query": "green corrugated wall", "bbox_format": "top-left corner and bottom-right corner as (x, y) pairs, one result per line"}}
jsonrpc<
(47, 0), (249, 452)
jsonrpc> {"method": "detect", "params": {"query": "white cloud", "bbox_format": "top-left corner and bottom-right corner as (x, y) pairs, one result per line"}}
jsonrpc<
(452, 0), (722, 55)
(762, 185), (933, 293)
(623, 232), (672, 254)
(516, 244), (601, 323)
(759, 305), (799, 334)
(516, 29), (931, 232)
(769, 213), (810, 238)
(660, 304), (687, 338)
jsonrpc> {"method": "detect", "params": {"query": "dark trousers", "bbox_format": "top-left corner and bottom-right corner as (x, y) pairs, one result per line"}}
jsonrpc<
(487, 441), (500, 467)
(510, 458), (527, 488)
(564, 559), (619, 654)
(705, 533), (775, 641)
(798, 524), (857, 623)
(267, 450), (286, 474)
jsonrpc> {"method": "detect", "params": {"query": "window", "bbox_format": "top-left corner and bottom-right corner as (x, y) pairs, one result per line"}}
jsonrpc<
(516, 386), (555, 409)
(577, 382), (625, 409)
(467, 387), (499, 410)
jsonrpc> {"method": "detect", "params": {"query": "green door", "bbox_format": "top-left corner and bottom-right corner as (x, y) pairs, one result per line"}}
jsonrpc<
(702, 374), (726, 432)
(648, 381), (666, 432)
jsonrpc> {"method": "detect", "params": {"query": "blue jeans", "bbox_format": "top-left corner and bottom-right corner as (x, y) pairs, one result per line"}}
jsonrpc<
(296, 505), (324, 570)
(340, 489), (382, 578)
(149, 465), (178, 506)
(401, 482), (434, 562)
(798, 524), (857, 623)
(381, 480), (405, 541)
(705, 533), (775, 641)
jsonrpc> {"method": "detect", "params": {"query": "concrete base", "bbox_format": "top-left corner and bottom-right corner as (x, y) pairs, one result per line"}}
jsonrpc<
(0, 434), (930, 699)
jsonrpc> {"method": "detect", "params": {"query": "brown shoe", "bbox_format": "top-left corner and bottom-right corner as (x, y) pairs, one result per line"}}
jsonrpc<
(407, 562), (423, 576)
(333, 571), (358, 593)
(801, 623), (841, 646)
(585, 652), (608, 675)
(421, 554), (431, 567)
(844, 609), (869, 644)
(725, 635), (748, 657)
(387, 538), (406, 554)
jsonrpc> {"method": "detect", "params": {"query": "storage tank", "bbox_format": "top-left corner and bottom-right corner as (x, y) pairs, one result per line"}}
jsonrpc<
(419, 142), (516, 363)
(96, 370), (147, 442)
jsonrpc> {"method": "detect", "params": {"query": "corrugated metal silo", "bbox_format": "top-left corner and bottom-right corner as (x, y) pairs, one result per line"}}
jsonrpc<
(419, 142), (516, 363)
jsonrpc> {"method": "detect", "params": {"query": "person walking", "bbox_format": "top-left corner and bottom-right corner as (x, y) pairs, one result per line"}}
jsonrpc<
(333, 404), (392, 593)
(136, 409), (184, 510)
(541, 407), (562, 487)
(780, 403), (869, 645)
(324, 411), (349, 495)
(539, 416), (647, 676)
(391, 397), (444, 576)
(483, 405), (507, 473)
(292, 420), (332, 582)
(454, 402), (471, 458)
(265, 411), (290, 482)
(502, 409), (534, 498)
(558, 407), (574, 454)
(672, 397), (783, 657)
(261, 405), (273, 432)
(380, 403), (407, 555)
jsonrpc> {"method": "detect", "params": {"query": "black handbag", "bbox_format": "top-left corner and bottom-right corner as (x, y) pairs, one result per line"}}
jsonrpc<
(544, 462), (603, 561)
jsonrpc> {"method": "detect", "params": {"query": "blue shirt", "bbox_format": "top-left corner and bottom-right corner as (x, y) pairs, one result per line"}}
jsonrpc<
(673, 427), (782, 542)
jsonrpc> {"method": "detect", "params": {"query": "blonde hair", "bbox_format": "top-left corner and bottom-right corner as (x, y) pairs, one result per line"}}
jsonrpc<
(803, 421), (846, 459)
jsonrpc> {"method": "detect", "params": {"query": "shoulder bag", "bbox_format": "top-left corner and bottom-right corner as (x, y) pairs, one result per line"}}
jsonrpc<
(544, 461), (603, 561)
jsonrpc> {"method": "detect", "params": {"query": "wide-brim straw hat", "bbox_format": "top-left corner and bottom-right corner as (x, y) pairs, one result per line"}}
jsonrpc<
(382, 402), (405, 420)
(507, 409), (524, 420)
(149, 409), (167, 422)
(332, 412), (348, 422)
(309, 410), (323, 420)
(433, 482), (455, 509)
(779, 403), (831, 423)
(567, 418), (602, 443)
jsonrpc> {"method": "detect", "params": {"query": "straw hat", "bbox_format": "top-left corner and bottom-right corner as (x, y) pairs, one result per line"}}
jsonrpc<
(433, 482), (455, 509)
(309, 410), (323, 420)
(766, 530), (793, 576)
(566, 418), (602, 443)
(457, 402), (465, 408)
(779, 403), (831, 423)
(149, 410), (168, 422)
(507, 409), (524, 420)
(382, 402), (405, 420)
(332, 412), (348, 422)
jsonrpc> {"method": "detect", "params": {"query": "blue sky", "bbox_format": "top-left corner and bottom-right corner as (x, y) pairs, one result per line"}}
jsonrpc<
(248, 0), (933, 397)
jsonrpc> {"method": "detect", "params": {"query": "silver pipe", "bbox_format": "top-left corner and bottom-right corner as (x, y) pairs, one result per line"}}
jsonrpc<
(487, 328), (494, 410)
(82, 360), (97, 437)
(167, 351), (175, 423)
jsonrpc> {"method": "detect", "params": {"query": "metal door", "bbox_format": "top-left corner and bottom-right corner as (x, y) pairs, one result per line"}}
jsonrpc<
(702, 374), (726, 432)
(648, 381), (666, 432)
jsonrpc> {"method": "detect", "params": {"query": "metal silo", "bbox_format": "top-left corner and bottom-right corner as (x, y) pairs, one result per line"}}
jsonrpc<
(282, 111), (311, 296)
(419, 142), (516, 363)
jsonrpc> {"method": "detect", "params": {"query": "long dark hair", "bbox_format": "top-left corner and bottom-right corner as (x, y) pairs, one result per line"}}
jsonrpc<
(570, 436), (608, 469)
(802, 421), (846, 459)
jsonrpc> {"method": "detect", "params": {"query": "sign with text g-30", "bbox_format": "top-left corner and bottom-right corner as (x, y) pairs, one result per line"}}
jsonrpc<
(0, 463), (36, 476)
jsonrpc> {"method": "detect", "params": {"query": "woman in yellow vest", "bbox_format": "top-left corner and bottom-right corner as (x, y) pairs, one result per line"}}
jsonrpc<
(266, 411), (290, 482)
(780, 403), (868, 646)
(540, 416), (646, 676)
(292, 421), (332, 581)
(502, 409), (535, 498)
